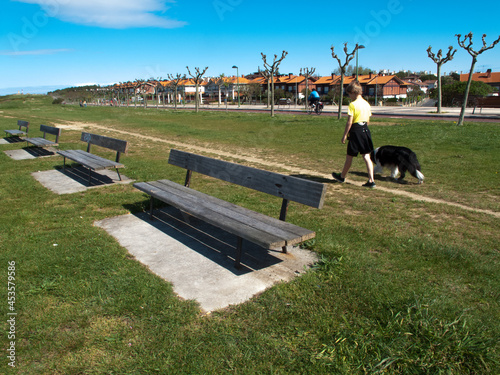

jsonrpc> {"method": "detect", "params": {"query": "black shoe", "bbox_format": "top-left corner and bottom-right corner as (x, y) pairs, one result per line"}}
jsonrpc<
(332, 173), (345, 183)
(362, 181), (376, 188)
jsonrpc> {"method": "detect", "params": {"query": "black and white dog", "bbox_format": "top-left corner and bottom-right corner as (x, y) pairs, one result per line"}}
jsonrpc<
(371, 145), (425, 184)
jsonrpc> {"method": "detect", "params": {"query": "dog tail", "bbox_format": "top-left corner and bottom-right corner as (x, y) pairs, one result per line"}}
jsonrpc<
(415, 170), (425, 183)
(409, 151), (424, 183)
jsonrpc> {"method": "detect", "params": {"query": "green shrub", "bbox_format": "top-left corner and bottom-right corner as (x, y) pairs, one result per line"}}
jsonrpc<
(52, 97), (64, 105)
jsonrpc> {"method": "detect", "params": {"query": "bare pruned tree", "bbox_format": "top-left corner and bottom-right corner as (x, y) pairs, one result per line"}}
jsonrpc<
(261, 51), (288, 117)
(258, 66), (271, 108)
(455, 33), (500, 126)
(167, 73), (185, 110)
(187, 66), (209, 113)
(331, 43), (361, 119)
(427, 46), (456, 113)
(149, 77), (162, 109)
(213, 74), (226, 107)
(300, 67), (315, 110)
(133, 79), (145, 108)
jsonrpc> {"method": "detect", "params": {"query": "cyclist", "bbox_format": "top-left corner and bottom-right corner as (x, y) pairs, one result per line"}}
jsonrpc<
(308, 89), (320, 109)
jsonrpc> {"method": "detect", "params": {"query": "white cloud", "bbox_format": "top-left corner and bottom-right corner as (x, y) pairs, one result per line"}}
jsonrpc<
(0, 48), (73, 56)
(13, 0), (187, 29)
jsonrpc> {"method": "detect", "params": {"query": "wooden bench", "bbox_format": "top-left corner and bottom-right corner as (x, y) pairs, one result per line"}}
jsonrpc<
(473, 96), (500, 114)
(57, 132), (129, 186)
(24, 125), (61, 149)
(134, 149), (327, 268)
(5, 120), (29, 138)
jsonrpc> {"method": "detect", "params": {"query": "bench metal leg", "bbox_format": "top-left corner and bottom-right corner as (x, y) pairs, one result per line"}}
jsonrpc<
(116, 168), (122, 181)
(235, 237), (243, 268)
(149, 196), (155, 220)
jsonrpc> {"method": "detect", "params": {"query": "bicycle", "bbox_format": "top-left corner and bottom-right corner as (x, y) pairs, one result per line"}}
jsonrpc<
(307, 101), (323, 115)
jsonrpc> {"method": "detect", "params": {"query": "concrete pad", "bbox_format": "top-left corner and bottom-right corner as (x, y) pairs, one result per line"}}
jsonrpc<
(94, 207), (318, 312)
(4, 146), (58, 160)
(32, 166), (133, 194)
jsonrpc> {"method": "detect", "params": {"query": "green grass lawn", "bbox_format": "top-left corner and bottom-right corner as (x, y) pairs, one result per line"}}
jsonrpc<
(1, 95), (499, 374)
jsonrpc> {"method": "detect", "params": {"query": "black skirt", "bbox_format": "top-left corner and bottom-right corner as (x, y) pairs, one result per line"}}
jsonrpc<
(347, 123), (374, 156)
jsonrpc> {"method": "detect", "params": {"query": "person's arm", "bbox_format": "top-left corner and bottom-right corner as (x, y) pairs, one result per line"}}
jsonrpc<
(342, 115), (353, 144)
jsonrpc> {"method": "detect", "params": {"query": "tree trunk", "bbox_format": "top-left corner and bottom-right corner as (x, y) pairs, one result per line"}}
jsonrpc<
(436, 63), (442, 113)
(337, 74), (345, 119)
(267, 80), (270, 108)
(270, 75), (275, 117)
(195, 85), (199, 113)
(457, 57), (477, 126)
(304, 80), (309, 111)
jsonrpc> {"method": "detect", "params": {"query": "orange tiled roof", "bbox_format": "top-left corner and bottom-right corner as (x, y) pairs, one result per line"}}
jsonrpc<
(249, 77), (266, 84)
(278, 75), (306, 84)
(314, 74), (405, 86)
(315, 75), (339, 85)
(460, 71), (500, 84)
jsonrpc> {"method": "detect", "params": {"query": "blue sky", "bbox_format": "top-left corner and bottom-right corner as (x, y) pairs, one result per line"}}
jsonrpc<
(1, 0), (499, 94)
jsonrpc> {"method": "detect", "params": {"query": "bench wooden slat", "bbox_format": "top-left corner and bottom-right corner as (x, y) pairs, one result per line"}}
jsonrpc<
(151, 179), (313, 242)
(134, 180), (315, 249)
(71, 149), (124, 168)
(5, 130), (26, 136)
(58, 149), (124, 170)
(168, 149), (326, 209)
(25, 138), (57, 147)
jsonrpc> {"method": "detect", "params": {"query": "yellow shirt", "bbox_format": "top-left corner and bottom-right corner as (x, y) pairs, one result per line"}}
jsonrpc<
(348, 96), (372, 123)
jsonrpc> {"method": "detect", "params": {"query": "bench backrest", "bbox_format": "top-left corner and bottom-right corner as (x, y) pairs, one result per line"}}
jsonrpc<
(168, 149), (327, 210)
(478, 96), (500, 107)
(18, 120), (29, 132)
(40, 125), (61, 142)
(81, 132), (129, 162)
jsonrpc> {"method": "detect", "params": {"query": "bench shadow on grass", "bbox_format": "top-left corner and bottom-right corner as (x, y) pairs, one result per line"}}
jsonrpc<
(2, 136), (25, 144)
(23, 146), (57, 158)
(54, 165), (116, 187)
(124, 201), (283, 276)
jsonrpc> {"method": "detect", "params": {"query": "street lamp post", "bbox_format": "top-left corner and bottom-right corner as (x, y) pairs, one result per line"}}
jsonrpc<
(232, 65), (240, 108)
(295, 76), (298, 107)
(355, 45), (365, 81)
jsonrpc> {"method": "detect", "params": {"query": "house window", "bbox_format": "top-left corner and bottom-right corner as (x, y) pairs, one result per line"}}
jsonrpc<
(324, 87), (329, 93)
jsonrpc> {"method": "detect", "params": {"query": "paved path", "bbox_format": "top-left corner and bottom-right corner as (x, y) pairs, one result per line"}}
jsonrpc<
(110, 102), (500, 122)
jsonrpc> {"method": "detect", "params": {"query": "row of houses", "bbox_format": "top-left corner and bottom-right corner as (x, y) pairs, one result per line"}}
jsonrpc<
(108, 70), (499, 104)
(110, 72), (412, 103)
